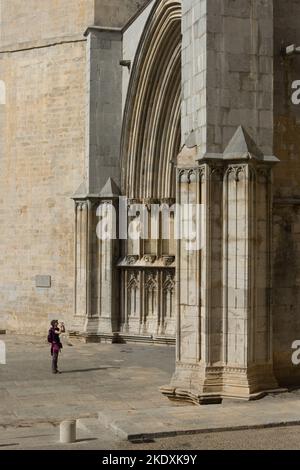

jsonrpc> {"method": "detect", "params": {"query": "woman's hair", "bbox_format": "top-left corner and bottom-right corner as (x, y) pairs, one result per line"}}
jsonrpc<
(51, 320), (58, 328)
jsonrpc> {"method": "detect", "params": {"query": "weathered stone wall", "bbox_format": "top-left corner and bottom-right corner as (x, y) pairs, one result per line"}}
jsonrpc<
(94, 0), (151, 28)
(0, 0), (94, 47)
(0, 0), (149, 334)
(0, 41), (87, 334)
(0, 0), (150, 48)
(273, 0), (300, 384)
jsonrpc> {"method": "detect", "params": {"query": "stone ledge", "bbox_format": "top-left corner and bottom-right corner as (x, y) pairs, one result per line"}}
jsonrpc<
(98, 398), (300, 441)
(68, 332), (175, 345)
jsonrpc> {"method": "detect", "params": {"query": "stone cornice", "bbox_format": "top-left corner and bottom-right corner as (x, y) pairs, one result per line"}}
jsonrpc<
(84, 26), (122, 38)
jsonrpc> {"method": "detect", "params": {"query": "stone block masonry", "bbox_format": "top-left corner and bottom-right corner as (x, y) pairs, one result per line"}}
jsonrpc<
(0, 40), (86, 334)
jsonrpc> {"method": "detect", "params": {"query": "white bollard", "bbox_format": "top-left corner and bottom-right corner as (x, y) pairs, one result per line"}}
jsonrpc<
(60, 420), (77, 444)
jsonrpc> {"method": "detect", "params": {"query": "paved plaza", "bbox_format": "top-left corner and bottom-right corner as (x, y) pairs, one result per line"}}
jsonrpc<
(1, 334), (300, 450)
(0, 334), (174, 427)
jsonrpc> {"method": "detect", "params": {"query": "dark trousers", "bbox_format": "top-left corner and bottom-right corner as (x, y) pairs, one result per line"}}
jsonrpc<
(52, 350), (59, 372)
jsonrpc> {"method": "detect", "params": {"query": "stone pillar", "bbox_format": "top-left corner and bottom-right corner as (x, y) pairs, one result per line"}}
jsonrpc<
(70, 25), (123, 340)
(161, 142), (224, 403)
(84, 26), (122, 192)
(72, 183), (98, 334)
(162, 127), (279, 403)
(71, 178), (120, 342)
(87, 178), (121, 340)
(161, 0), (281, 402)
(221, 128), (279, 397)
(72, 184), (93, 328)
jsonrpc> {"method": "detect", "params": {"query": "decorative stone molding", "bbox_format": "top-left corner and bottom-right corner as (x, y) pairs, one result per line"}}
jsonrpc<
(120, 266), (176, 338)
(127, 198), (141, 207)
(127, 271), (139, 290)
(142, 255), (156, 264)
(117, 256), (176, 269)
(225, 163), (248, 182)
(162, 255), (175, 267)
(125, 255), (139, 265)
(161, 198), (176, 206)
(145, 271), (158, 290)
(163, 271), (175, 293)
(178, 168), (198, 183)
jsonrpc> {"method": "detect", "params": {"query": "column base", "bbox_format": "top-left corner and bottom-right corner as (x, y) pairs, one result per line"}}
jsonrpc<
(161, 363), (282, 405)
(69, 330), (175, 345)
(80, 333), (120, 344)
(69, 316), (118, 343)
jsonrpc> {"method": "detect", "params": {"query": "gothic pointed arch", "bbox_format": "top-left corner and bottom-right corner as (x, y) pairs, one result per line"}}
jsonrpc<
(121, 0), (182, 200)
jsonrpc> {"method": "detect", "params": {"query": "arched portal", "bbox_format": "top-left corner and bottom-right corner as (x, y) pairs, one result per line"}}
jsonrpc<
(119, 0), (182, 342)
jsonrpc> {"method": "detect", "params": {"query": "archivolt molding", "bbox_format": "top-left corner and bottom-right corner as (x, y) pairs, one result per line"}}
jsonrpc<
(121, 0), (182, 200)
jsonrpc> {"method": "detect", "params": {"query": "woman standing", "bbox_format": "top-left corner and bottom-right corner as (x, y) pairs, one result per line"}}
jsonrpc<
(48, 320), (65, 374)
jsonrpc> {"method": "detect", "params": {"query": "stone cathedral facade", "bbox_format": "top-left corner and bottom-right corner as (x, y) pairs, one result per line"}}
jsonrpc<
(1, 0), (300, 403)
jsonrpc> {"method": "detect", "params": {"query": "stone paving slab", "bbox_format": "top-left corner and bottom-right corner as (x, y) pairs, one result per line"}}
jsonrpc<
(98, 397), (300, 441)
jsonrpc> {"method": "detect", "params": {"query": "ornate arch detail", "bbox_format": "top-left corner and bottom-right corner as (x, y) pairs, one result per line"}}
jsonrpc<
(163, 271), (175, 293)
(145, 271), (158, 291)
(121, 0), (182, 200)
(127, 271), (140, 290)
